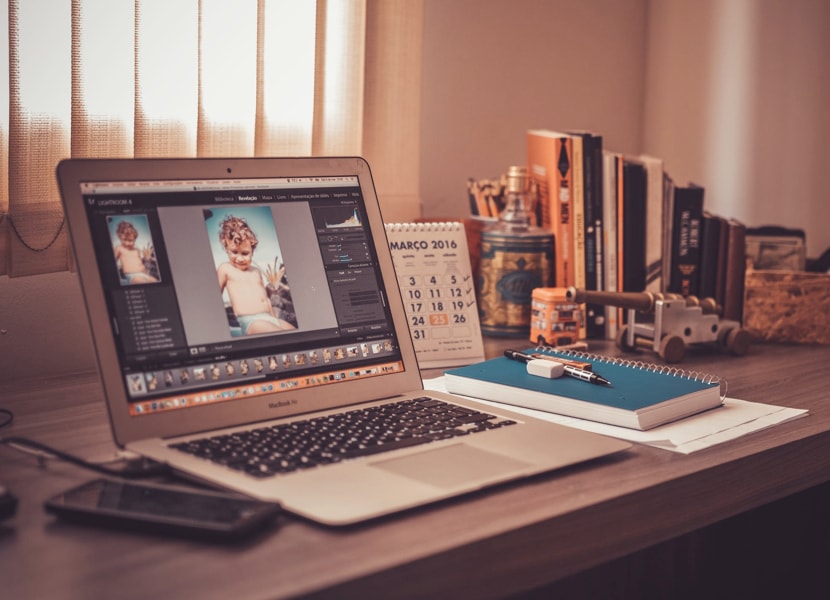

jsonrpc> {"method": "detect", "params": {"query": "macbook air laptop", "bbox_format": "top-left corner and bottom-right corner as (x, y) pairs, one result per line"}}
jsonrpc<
(56, 156), (630, 525)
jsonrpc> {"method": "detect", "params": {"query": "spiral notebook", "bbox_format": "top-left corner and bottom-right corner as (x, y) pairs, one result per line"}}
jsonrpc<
(385, 222), (485, 368)
(444, 348), (724, 430)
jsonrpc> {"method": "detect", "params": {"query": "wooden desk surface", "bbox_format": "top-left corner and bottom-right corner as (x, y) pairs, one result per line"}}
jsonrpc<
(2, 339), (829, 599)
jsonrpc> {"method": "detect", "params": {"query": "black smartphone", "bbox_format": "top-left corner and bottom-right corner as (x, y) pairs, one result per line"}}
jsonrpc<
(44, 478), (282, 541)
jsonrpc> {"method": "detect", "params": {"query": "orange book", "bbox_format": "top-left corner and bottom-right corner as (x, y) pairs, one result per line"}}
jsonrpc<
(527, 129), (574, 288)
(526, 130), (559, 232)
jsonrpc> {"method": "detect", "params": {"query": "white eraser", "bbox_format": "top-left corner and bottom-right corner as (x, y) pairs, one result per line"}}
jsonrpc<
(527, 359), (565, 379)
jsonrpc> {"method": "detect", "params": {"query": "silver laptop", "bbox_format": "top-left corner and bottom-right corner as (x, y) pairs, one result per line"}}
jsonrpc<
(56, 156), (629, 525)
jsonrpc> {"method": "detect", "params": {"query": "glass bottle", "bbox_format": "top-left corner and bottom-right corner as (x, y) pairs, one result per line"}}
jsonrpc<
(477, 166), (555, 337)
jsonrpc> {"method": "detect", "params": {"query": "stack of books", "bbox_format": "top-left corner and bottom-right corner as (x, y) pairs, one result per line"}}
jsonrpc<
(526, 129), (750, 338)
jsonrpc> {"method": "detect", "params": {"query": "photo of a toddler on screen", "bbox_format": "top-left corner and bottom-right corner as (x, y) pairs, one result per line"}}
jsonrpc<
(109, 215), (160, 285)
(206, 207), (298, 337)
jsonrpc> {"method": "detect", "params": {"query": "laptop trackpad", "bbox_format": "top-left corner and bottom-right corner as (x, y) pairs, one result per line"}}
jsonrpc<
(371, 443), (531, 489)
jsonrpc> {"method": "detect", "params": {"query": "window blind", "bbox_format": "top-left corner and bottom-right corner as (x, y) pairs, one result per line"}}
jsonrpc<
(0, 0), (423, 277)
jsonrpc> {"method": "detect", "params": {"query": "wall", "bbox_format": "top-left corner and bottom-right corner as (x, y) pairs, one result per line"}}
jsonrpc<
(421, 0), (830, 256)
(419, 0), (649, 219)
(643, 0), (830, 257)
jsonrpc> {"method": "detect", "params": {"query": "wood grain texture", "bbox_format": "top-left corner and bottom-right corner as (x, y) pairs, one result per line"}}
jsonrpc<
(2, 341), (829, 599)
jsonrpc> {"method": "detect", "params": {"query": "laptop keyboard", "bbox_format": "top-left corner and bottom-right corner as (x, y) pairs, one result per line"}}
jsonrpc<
(170, 396), (517, 478)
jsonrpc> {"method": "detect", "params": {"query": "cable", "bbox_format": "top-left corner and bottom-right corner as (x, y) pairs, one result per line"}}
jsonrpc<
(0, 407), (168, 478)
(1, 435), (170, 479)
(0, 408), (13, 429)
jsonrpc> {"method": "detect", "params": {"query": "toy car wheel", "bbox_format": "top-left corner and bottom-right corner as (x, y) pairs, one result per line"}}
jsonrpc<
(615, 326), (637, 352)
(659, 335), (685, 363)
(725, 328), (752, 356)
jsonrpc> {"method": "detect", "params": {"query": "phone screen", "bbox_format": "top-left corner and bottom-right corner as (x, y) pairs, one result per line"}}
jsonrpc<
(45, 478), (281, 539)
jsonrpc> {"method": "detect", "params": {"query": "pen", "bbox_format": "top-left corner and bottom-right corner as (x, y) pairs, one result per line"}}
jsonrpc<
(504, 349), (612, 386)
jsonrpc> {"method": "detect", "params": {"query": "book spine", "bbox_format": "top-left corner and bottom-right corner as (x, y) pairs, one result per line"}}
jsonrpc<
(526, 131), (557, 233)
(723, 219), (747, 322)
(640, 157), (664, 294)
(615, 156), (625, 327)
(570, 135), (586, 338)
(602, 151), (619, 339)
(622, 160), (647, 293)
(714, 213), (730, 309)
(526, 131), (560, 286)
(697, 212), (723, 302)
(668, 185), (704, 297)
(660, 174), (675, 294)
(555, 137), (574, 287)
(577, 134), (605, 339)
(616, 156), (625, 297)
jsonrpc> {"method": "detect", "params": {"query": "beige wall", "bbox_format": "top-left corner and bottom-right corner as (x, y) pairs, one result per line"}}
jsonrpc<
(421, 0), (830, 256)
(644, 0), (830, 257)
(419, 0), (649, 218)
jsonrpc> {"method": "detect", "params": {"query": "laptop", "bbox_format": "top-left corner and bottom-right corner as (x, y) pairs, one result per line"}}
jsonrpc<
(56, 156), (630, 525)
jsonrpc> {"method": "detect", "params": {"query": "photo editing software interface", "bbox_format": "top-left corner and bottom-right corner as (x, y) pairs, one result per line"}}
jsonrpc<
(81, 174), (405, 417)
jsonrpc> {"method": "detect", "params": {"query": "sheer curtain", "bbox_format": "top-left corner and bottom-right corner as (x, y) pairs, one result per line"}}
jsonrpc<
(0, 0), (423, 277)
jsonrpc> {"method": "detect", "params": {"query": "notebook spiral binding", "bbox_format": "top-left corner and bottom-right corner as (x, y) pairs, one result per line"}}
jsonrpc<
(534, 336), (728, 400)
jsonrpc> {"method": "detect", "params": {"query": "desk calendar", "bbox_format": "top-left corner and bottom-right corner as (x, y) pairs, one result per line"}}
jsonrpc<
(385, 222), (485, 368)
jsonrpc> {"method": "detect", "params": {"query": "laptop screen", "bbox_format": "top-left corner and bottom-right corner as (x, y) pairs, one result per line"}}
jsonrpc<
(79, 174), (405, 418)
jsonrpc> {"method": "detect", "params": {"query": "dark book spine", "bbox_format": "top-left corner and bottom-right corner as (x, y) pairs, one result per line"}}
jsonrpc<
(572, 133), (605, 338)
(698, 212), (723, 301)
(714, 213), (730, 309)
(723, 219), (747, 322)
(621, 161), (647, 292)
(668, 186), (704, 297)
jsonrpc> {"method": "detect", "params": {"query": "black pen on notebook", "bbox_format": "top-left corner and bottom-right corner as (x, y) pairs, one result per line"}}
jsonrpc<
(504, 349), (612, 386)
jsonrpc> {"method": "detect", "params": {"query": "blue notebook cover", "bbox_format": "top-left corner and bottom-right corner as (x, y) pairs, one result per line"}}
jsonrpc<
(444, 349), (722, 430)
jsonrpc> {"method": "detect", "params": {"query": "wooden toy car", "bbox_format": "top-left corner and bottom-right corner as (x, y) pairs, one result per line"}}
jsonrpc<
(566, 287), (751, 363)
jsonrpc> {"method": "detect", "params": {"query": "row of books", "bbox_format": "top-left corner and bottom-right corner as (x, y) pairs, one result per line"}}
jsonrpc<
(526, 129), (747, 340)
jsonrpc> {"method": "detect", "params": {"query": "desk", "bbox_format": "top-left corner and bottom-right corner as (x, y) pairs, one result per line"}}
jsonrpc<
(2, 340), (829, 599)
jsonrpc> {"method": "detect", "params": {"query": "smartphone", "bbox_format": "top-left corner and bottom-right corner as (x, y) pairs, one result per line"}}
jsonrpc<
(44, 478), (282, 541)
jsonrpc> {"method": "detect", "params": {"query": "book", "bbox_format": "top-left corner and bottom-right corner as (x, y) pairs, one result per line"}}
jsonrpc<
(632, 155), (665, 293)
(527, 129), (575, 287)
(570, 134), (586, 339)
(602, 150), (620, 339)
(621, 159), (647, 293)
(569, 131), (605, 338)
(615, 155), (625, 300)
(570, 134), (586, 294)
(444, 349), (723, 430)
(668, 184), (704, 296)
(723, 218), (747, 323)
(385, 222), (485, 368)
(698, 211), (724, 301)
(526, 131), (557, 233)
(713, 212), (730, 309)
(661, 173), (676, 294)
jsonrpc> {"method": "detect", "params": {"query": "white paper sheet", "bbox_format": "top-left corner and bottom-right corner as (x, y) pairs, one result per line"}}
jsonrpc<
(423, 376), (808, 454)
